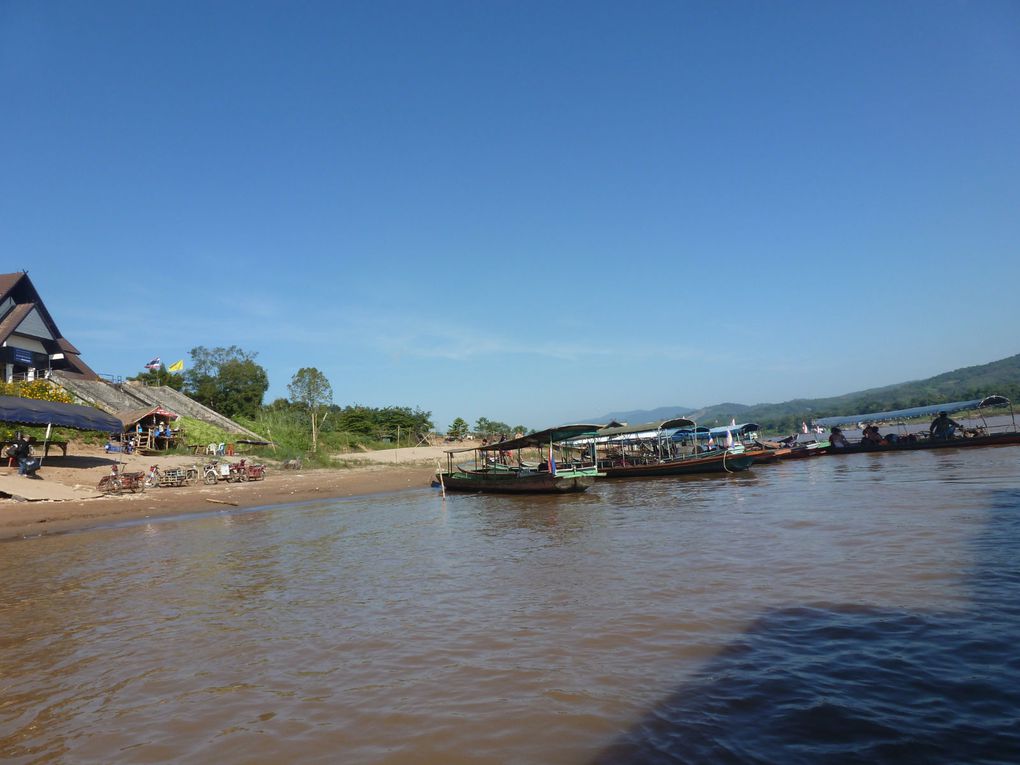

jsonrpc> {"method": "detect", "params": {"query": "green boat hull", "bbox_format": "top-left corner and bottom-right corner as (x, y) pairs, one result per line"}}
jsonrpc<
(436, 468), (599, 494)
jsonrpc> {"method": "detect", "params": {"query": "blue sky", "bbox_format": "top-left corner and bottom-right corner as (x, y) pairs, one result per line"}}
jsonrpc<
(3, 1), (1018, 431)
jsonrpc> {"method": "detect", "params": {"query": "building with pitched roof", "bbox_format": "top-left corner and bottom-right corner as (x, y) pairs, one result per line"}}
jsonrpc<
(0, 271), (98, 383)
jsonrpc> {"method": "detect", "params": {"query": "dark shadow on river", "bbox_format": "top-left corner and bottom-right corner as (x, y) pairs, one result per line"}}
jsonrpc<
(592, 488), (1020, 765)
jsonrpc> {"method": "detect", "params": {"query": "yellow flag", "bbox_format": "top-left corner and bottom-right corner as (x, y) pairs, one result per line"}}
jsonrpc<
(168, 360), (184, 373)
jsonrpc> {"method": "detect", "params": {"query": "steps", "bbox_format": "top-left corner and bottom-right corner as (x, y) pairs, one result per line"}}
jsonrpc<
(51, 372), (264, 439)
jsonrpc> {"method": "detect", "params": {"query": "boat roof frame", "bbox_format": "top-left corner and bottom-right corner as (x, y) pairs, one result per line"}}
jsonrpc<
(444, 423), (604, 455)
(813, 395), (1012, 427)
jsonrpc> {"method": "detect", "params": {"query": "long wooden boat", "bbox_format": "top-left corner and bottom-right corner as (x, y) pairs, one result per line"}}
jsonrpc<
(814, 395), (1020, 457)
(569, 417), (755, 478)
(439, 465), (598, 493)
(436, 424), (604, 494)
(597, 449), (755, 477)
(826, 430), (1020, 455)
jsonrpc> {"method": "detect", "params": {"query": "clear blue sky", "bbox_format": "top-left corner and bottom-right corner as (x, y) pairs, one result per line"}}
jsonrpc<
(3, 1), (1018, 431)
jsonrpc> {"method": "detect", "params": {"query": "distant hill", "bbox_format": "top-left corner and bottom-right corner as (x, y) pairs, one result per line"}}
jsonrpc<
(595, 353), (1020, 434)
(595, 405), (696, 425)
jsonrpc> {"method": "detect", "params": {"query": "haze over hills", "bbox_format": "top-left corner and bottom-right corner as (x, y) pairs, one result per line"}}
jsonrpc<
(596, 405), (697, 424)
(593, 353), (1020, 433)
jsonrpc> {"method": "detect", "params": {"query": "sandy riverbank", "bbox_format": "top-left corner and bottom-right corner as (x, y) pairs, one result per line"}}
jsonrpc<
(0, 441), (475, 541)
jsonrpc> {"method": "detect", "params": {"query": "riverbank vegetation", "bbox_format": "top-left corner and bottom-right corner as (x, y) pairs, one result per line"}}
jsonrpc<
(126, 349), (1020, 454)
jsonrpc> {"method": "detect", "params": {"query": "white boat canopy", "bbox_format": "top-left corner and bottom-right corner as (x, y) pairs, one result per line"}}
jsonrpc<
(569, 418), (697, 446)
(708, 423), (760, 437)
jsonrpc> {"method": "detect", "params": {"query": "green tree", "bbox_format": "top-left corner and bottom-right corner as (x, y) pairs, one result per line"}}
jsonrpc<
(183, 346), (268, 418)
(218, 359), (269, 419)
(335, 405), (376, 437)
(448, 417), (469, 440)
(475, 417), (512, 437)
(288, 367), (333, 452)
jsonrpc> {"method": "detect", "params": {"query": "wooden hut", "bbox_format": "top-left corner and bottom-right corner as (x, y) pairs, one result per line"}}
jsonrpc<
(116, 405), (182, 452)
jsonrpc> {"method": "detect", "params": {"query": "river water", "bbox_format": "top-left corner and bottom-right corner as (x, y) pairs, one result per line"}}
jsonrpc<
(2, 446), (1019, 764)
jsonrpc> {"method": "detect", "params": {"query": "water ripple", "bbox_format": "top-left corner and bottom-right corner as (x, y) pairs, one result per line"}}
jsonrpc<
(2, 448), (1020, 763)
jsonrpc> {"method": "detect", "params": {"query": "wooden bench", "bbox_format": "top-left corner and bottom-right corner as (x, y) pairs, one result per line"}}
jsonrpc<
(42, 440), (69, 457)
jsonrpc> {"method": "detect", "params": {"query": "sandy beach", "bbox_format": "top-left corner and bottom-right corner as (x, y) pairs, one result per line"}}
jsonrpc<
(0, 441), (474, 541)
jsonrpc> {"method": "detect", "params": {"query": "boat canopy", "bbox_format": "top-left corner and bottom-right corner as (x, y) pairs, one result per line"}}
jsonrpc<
(814, 396), (1011, 428)
(458, 424), (604, 453)
(708, 422), (760, 437)
(594, 418), (696, 438)
(671, 426), (711, 441)
(0, 395), (123, 432)
(563, 417), (698, 446)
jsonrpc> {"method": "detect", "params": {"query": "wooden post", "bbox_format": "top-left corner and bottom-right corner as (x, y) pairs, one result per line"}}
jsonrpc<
(436, 460), (446, 499)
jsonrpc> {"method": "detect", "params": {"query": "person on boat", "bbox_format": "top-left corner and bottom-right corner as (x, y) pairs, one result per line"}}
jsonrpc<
(861, 425), (884, 447)
(930, 411), (962, 439)
(828, 427), (850, 450)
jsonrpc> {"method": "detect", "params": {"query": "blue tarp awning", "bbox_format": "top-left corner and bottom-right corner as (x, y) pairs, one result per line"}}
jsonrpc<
(0, 395), (123, 432)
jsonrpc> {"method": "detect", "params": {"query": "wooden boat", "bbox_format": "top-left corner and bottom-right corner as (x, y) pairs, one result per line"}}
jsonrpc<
(755, 434), (831, 460)
(703, 422), (788, 465)
(814, 395), (1020, 456)
(436, 424), (604, 494)
(827, 430), (1020, 455)
(569, 418), (755, 478)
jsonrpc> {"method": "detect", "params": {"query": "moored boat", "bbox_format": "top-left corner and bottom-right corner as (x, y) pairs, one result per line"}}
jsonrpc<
(569, 418), (755, 478)
(436, 424), (604, 494)
(814, 395), (1020, 455)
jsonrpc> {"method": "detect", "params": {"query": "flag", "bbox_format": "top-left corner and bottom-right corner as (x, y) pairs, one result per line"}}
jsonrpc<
(168, 360), (184, 373)
(549, 443), (556, 476)
(730, 418), (737, 428)
(144, 357), (162, 370)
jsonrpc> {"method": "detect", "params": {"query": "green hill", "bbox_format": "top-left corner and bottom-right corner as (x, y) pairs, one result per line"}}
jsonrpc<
(664, 353), (1020, 434)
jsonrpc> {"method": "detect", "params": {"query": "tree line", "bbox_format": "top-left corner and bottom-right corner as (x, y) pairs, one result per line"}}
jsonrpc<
(129, 347), (433, 453)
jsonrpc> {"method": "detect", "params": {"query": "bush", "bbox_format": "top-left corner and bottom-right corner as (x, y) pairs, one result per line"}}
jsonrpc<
(0, 380), (75, 403)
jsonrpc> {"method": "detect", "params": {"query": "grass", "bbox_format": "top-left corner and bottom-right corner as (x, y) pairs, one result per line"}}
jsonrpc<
(231, 410), (415, 468)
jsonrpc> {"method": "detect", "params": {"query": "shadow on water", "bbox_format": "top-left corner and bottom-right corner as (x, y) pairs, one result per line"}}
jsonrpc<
(592, 488), (1020, 765)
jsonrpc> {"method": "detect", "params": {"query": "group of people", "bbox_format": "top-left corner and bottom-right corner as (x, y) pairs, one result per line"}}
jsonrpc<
(137, 420), (174, 439)
(5, 433), (40, 478)
(827, 411), (964, 450)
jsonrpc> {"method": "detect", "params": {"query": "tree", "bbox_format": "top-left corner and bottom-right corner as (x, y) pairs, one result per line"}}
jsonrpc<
(475, 417), (512, 438)
(217, 359), (269, 419)
(288, 367), (333, 453)
(183, 346), (269, 419)
(448, 417), (470, 440)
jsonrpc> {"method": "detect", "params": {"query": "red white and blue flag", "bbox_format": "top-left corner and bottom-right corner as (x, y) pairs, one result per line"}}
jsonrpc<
(549, 443), (556, 476)
(145, 357), (162, 370)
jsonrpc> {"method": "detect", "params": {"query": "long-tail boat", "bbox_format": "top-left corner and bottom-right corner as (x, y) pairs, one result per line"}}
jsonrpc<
(569, 418), (755, 477)
(435, 424), (604, 494)
(813, 395), (1020, 454)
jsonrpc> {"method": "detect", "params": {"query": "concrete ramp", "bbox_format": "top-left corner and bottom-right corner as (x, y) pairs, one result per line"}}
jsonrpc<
(121, 383), (263, 439)
(0, 475), (101, 502)
(52, 374), (150, 413)
(51, 372), (264, 439)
